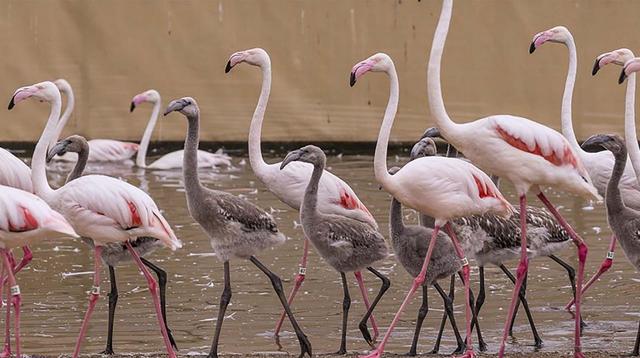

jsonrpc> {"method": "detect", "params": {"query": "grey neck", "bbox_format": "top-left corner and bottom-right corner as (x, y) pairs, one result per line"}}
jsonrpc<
(606, 145), (628, 215)
(65, 145), (89, 183)
(301, 160), (324, 220)
(182, 113), (204, 199)
(389, 197), (406, 238)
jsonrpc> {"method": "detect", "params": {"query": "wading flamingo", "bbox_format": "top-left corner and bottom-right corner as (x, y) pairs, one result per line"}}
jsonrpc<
(225, 48), (381, 341)
(164, 97), (311, 358)
(130, 89), (231, 169)
(427, 1), (599, 357)
(351, 52), (513, 358)
(8, 81), (182, 358)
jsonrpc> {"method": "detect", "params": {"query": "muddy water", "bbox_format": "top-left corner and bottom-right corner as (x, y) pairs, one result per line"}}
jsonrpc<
(10, 153), (639, 356)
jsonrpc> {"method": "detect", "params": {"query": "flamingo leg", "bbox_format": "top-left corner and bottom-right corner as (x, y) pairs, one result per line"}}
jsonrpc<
(359, 225), (443, 358)
(444, 223), (475, 358)
(537, 191), (587, 358)
(11, 247), (32, 276)
(208, 261), (231, 358)
(431, 274), (464, 355)
(335, 272), (351, 354)
(100, 266), (117, 355)
(141, 257), (178, 350)
(274, 238), (309, 337)
(1, 252), (17, 358)
(499, 265), (542, 347)
(358, 267), (390, 347)
(469, 266), (487, 352)
(0, 259), (8, 358)
(565, 235), (615, 311)
(498, 195), (529, 358)
(549, 255), (584, 331)
(125, 242), (176, 358)
(407, 285), (428, 356)
(73, 246), (103, 358)
(1, 251), (20, 358)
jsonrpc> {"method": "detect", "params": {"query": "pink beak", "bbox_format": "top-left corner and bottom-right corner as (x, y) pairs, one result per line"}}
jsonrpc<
(8, 86), (37, 110)
(225, 52), (245, 73)
(529, 31), (552, 53)
(350, 61), (373, 87)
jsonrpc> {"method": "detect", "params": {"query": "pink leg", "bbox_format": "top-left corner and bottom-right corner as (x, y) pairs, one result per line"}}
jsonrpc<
(274, 238), (310, 336)
(1, 251), (20, 358)
(125, 242), (176, 358)
(354, 271), (380, 342)
(0, 264), (8, 358)
(538, 192), (587, 358)
(12, 247), (32, 275)
(565, 235), (616, 311)
(444, 223), (476, 358)
(73, 246), (103, 358)
(360, 226), (443, 358)
(1, 253), (16, 358)
(498, 195), (529, 358)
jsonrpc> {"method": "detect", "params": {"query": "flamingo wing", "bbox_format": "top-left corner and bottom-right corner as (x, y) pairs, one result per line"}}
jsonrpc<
(211, 190), (280, 234)
(0, 148), (32, 193)
(88, 139), (139, 162)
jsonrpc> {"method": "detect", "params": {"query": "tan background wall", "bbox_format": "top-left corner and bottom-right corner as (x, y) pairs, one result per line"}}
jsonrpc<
(1, 0), (639, 143)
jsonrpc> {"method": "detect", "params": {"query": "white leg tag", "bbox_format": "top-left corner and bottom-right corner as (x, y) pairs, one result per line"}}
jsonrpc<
(90, 286), (100, 295)
(298, 267), (307, 275)
(606, 251), (615, 259)
(10, 285), (19, 296)
(461, 257), (469, 267)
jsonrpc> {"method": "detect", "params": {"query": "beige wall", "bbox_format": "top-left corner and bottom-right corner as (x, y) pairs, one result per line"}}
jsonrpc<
(1, 0), (639, 143)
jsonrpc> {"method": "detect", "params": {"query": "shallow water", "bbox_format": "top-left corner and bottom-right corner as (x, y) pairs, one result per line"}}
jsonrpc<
(8, 153), (639, 356)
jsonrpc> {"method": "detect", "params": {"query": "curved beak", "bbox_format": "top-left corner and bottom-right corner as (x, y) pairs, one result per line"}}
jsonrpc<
(581, 134), (610, 152)
(420, 127), (442, 140)
(8, 86), (36, 110)
(619, 68), (628, 84)
(529, 41), (536, 54)
(225, 60), (233, 73)
(350, 60), (373, 87)
(280, 149), (302, 170)
(410, 138), (437, 160)
(163, 100), (184, 116)
(225, 52), (244, 74)
(130, 102), (136, 112)
(350, 72), (357, 87)
(592, 57), (602, 76)
(47, 140), (69, 162)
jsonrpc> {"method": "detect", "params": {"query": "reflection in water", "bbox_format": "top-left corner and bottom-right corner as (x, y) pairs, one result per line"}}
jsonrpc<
(10, 155), (639, 355)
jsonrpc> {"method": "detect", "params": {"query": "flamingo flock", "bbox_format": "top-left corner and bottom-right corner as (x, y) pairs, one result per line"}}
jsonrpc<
(2, 0), (640, 357)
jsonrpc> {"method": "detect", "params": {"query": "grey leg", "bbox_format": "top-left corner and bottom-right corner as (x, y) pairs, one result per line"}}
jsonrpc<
(358, 267), (390, 346)
(207, 261), (231, 358)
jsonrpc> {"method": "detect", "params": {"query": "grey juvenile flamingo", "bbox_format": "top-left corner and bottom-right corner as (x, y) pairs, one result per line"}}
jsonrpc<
(46, 135), (178, 355)
(280, 145), (390, 354)
(163, 97), (311, 358)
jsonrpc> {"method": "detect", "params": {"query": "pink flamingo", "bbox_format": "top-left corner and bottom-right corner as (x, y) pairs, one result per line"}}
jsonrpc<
(427, 1), (599, 357)
(0, 184), (78, 357)
(225, 48), (382, 342)
(351, 52), (513, 358)
(49, 79), (139, 163)
(8, 81), (182, 358)
(564, 48), (638, 310)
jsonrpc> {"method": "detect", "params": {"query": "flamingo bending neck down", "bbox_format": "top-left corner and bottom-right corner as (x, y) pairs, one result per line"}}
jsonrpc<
(351, 51), (513, 358)
(130, 89), (231, 170)
(427, 1), (599, 357)
(8, 81), (182, 358)
(49, 79), (139, 163)
(163, 97), (311, 358)
(558, 47), (639, 309)
(225, 48), (381, 340)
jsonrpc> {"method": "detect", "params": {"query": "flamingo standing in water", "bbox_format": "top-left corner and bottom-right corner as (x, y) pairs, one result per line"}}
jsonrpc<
(8, 81), (182, 358)
(49, 79), (139, 163)
(130, 89), (232, 169)
(225, 48), (381, 340)
(426, 1), (599, 357)
(351, 52), (513, 358)
(0, 185), (78, 357)
(530, 32), (640, 310)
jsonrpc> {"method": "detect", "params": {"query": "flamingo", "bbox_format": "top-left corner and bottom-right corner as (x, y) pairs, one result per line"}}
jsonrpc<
(130, 89), (232, 169)
(0, 185), (78, 357)
(163, 97), (312, 358)
(351, 52), (513, 358)
(49, 79), (139, 163)
(225, 48), (382, 340)
(8, 81), (182, 358)
(426, 1), (600, 357)
(530, 32), (640, 310)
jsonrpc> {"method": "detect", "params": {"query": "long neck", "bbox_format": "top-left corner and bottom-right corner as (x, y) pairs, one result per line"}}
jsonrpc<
(183, 114), (204, 198)
(301, 161), (323, 220)
(373, 67), (399, 188)
(389, 197), (405, 238)
(560, 35), (582, 152)
(33, 99), (61, 199)
(606, 146), (628, 215)
(248, 63), (271, 177)
(427, 0), (458, 136)
(624, 73), (640, 182)
(66, 145), (88, 183)
(136, 99), (162, 168)
(51, 89), (75, 150)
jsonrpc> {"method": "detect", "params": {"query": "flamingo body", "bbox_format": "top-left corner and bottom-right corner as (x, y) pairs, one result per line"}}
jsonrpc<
(144, 149), (231, 170)
(0, 148), (32, 193)
(54, 139), (138, 163)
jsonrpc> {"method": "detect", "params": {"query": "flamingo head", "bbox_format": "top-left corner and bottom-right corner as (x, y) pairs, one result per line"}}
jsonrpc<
(47, 135), (88, 162)
(225, 48), (270, 73)
(529, 26), (571, 53)
(619, 57), (640, 84)
(410, 137), (437, 161)
(163, 97), (199, 118)
(581, 134), (626, 157)
(280, 145), (326, 170)
(130, 89), (161, 112)
(420, 127), (443, 140)
(593, 48), (635, 75)
(53, 79), (72, 94)
(349, 53), (393, 87)
(8, 81), (60, 110)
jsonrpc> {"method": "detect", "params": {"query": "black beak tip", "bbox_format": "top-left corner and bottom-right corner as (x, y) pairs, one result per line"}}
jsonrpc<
(619, 71), (627, 85)
(130, 102), (136, 113)
(7, 97), (15, 110)
(592, 59), (601, 76)
(529, 42), (536, 54)
(225, 61), (232, 74)
(349, 72), (357, 87)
